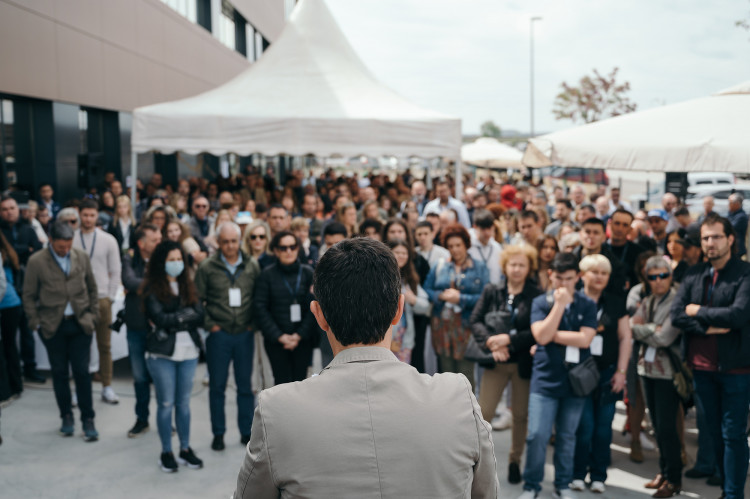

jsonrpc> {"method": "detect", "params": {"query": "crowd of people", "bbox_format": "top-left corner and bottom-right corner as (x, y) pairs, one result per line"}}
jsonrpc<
(0, 165), (749, 498)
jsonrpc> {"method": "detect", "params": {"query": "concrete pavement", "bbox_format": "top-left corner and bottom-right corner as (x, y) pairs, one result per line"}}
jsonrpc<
(0, 359), (743, 498)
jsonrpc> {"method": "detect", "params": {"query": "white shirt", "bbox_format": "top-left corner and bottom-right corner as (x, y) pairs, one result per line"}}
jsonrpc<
(148, 281), (199, 362)
(418, 244), (450, 269)
(423, 197), (471, 228)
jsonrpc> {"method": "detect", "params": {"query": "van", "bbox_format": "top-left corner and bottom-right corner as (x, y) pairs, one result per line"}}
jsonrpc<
(687, 172), (735, 186)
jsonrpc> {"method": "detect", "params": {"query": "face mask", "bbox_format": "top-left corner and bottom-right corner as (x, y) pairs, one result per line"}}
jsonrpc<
(165, 261), (184, 278)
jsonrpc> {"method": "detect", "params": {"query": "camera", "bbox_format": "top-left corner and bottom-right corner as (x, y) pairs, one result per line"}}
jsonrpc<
(110, 309), (126, 332)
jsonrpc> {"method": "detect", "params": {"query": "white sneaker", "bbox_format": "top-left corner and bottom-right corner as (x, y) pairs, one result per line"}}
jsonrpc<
(71, 392), (78, 408)
(101, 386), (119, 405)
(491, 409), (512, 431)
(202, 372), (210, 387)
(590, 481), (605, 493)
(517, 490), (538, 499)
(569, 480), (585, 491)
(639, 432), (655, 451)
(553, 489), (578, 499)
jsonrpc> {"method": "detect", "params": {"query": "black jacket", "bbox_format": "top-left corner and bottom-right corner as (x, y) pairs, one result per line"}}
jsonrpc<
(253, 262), (317, 342)
(470, 279), (542, 379)
(574, 245), (628, 298)
(671, 256), (750, 372)
(108, 221), (136, 252)
(122, 252), (148, 330)
(144, 292), (204, 358)
(0, 219), (41, 266)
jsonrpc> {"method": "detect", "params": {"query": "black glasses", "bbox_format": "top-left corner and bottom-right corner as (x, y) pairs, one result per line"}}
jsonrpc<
(277, 244), (298, 252)
(250, 234), (266, 240)
(647, 272), (670, 281)
(65, 219), (77, 225)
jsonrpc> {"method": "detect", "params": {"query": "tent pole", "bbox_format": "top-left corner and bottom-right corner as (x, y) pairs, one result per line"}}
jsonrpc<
(130, 151), (137, 212)
(455, 158), (463, 201)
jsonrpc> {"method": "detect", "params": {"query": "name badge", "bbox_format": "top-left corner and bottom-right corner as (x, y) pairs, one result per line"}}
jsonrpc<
(565, 346), (580, 364)
(229, 288), (241, 307)
(644, 346), (657, 363)
(590, 335), (604, 356)
(290, 304), (302, 323)
(509, 328), (518, 336)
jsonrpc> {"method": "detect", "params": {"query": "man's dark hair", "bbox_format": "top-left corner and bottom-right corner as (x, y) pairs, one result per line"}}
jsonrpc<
(50, 220), (74, 241)
(519, 209), (539, 223)
(556, 199), (573, 210)
(134, 223), (159, 242)
(472, 209), (495, 229)
(269, 230), (300, 251)
(323, 221), (348, 238)
(611, 208), (634, 221)
(359, 218), (383, 235)
(701, 213), (737, 254)
(674, 206), (690, 217)
(268, 203), (288, 215)
(79, 198), (99, 212)
(416, 220), (434, 231)
(550, 252), (580, 274)
(581, 217), (606, 231)
(313, 238), (401, 345)
(255, 203), (268, 215)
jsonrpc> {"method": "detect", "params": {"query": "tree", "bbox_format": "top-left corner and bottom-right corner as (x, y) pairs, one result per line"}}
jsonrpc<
(552, 67), (637, 124)
(479, 120), (502, 138)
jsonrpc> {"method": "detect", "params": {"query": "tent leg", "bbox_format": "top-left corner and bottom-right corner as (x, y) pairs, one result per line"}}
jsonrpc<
(130, 152), (137, 213)
(455, 159), (463, 201)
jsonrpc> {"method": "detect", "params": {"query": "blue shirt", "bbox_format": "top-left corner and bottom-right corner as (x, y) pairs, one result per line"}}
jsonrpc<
(0, 266), (21, 309)
(50, 249), (74, 316)
(221, 252), (243, 276)
(529, 290), (598, 398)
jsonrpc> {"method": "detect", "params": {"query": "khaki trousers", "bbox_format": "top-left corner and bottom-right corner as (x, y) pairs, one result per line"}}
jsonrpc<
(478, 363), (530, 464)
(96, 297), (112, 386)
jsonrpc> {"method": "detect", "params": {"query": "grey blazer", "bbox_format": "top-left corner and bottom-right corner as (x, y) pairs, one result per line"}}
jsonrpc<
(235, 346), (498, 499)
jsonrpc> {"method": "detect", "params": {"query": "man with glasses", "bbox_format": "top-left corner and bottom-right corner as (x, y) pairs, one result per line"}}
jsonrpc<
(195, 222), (260, 452)
(187, 196), (213, 246)
(672, 214), (750, 499)
(0, 195), (44, 383)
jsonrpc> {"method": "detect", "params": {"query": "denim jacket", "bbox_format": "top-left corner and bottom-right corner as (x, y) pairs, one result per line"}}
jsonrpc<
(424, 255), (489, 324)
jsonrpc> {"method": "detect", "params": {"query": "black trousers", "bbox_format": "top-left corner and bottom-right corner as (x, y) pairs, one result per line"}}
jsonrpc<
(18, 309), (37, 373)
(264, 338), (313, 385)
(410, 315), (428, 373)
(0, 305), (23, 399)
(642, 376), (683, 485)
(41, 319), (95, 421)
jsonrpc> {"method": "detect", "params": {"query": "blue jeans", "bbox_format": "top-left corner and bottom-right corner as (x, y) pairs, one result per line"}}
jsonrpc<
(693, 370), (750, 499)
(206, 330), (254, 437)
(146, 356), (197, 453)
(573, 366), (620, 483)
(523, 392), (586, 493)
(127, 329), (151, 423)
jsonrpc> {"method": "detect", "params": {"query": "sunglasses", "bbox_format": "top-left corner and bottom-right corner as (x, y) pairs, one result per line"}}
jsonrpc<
(276, 244), (298, 252)
(65, 219), (77, 225)
(647, 272), (670, 281)
(250, 234), (266, 240)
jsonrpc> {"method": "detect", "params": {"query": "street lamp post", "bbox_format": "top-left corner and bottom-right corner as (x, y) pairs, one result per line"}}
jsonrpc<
(530, 16), (542, 138)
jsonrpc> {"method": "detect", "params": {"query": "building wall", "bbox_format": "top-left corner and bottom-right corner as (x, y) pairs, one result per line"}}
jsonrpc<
(0, 0), (281, 113)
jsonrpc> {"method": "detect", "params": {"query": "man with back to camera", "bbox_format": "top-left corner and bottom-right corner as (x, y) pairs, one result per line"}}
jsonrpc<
(234, 238), (498, 499)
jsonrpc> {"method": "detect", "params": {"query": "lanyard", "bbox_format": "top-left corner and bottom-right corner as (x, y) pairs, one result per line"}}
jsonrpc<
(80, 230), (97, 259)
(477, 243), (493, 265)
(282, 267), (303, 301)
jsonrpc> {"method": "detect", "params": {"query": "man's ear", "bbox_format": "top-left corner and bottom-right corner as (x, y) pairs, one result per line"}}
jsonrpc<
(390, 294), (406, 326)
(310, 301), (330, 333)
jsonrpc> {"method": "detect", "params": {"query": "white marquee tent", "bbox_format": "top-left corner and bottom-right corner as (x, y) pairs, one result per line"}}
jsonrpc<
(522, 81), (750, 173)
(131, 0), (462, 198)
(461, 137), (523, 168)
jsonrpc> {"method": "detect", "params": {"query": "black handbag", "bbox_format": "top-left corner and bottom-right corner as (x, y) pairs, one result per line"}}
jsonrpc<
(567, 356), (600, 397)
(665, 347), (694, 408)
(464, 335), (495, 367)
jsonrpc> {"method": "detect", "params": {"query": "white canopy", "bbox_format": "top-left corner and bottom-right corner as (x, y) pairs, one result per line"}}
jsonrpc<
(131, 0), (461, 159)
(523, 81), (750, 173)
(461, 137), (523, 168)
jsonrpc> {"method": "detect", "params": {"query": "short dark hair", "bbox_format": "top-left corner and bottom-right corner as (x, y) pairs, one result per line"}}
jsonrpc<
(701, 214), (737, 254)
(472, 209), (495, 229)
(556, 199), (573, 210)
(50, 220), (74, 241)
(674, 206), (690, 217)
(519, 210), (539, 223)
(134, 223), (159, 242)
(582, 217), (606, 231)
(550, 252), (580, 274)
(359, 218), (383, 235)
(323, 221), (348, 238)
(611, 208), (634, 221)
(79, 198), (98, 212)
(416, 220), (434, 231)
(268, 203), (288, 215)
(313, 238), (400, 345)
(269, 230), (300, 251)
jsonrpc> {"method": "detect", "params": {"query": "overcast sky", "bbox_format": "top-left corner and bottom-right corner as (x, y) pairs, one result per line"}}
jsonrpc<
(325, 0), (750, 135)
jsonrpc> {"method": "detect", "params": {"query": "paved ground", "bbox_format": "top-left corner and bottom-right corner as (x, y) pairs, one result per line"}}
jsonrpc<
(0, 358), (744, 498)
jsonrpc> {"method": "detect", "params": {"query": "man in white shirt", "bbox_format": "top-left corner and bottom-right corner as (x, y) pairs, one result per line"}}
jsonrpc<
(468, 210), (503, 284)
(423, 180), (471, 228)
(415, 221), (449, 268)
(73, 199), (122, 404)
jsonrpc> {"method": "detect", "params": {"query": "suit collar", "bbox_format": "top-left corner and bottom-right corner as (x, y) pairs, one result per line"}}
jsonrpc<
(324, 346), (398, 369)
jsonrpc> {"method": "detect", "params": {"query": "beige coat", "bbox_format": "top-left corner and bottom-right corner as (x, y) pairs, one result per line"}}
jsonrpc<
(235, 346), (498, 499)
(23, 247), (99, 339)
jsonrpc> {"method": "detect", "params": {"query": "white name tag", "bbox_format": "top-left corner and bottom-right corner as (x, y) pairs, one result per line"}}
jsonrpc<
(509, 328), (518, 336)
(229, 288), (241, 307)
(290, 304), (302, 323)
(565, 346), (580, 364)
(644, 346), (657, 363)
(590, 335), (604, 356)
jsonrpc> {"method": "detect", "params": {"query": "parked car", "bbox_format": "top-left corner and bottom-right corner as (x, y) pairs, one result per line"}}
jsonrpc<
(685, 184), (750, 216)
(630, 172), (737, 209)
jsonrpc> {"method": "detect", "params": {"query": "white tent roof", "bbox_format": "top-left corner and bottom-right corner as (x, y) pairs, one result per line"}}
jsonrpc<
(461, 137), (523, 168)
(522, 81), (750, 173)
(131, 0), (461, 159)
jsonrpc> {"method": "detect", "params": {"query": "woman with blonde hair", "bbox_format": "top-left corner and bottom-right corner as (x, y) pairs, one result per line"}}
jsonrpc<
(109, 195), (136, 253)
(470, 243), (541, 484)
(165, 220), (206, 278)
(242, 220), (274, 269)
